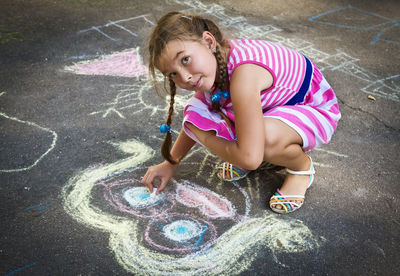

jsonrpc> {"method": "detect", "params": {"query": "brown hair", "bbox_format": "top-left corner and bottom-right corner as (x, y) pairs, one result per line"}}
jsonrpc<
(147, 12), (230, 164)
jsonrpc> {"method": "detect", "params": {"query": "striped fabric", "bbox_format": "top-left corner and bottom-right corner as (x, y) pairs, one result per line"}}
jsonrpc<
(182, 39), (341, 151)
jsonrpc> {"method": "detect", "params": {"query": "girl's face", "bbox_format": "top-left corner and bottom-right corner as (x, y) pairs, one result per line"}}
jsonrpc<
(157, 33), (217, 92)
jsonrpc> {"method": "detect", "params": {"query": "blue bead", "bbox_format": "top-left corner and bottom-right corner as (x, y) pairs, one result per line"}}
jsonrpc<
(222, 91), (230, 99)
(211, 93), (221, 102)
(160, 124), (171, 133)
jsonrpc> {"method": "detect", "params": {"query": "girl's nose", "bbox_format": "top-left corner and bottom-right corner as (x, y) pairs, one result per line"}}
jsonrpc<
(181, 71), (192, 82)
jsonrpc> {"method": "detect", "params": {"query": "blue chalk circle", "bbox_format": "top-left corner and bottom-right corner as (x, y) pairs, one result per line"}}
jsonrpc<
(176, 226), (187, 234)
(163, 220), (202, 242)
(123, 187), (164, 209)
(139, 194), (150, 199)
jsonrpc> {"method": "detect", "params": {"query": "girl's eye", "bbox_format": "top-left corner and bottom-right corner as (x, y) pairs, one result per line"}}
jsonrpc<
(168, 72), (177, 78)
(182, 56), (190, 65)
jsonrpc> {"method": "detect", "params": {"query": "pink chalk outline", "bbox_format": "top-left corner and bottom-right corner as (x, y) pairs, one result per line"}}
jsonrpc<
(176, 181), (237, 219)
(66, 49), (147, 78)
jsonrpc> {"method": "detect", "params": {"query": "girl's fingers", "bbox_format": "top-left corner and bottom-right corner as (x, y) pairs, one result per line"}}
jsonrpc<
(141, 172), (154, 193)
(156, 178), (169, 195)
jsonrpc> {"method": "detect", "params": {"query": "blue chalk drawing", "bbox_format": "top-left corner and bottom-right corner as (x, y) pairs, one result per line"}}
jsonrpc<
(371, 23), (400, 45)
(5, 262), (38, 276)
(309, 5), (400, 46)
(25, 202), (51, 215)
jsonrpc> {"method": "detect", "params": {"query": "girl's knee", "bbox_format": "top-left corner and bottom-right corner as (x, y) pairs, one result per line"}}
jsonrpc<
(263, 133), (283, 161)
(263, 118), (303, 161)
(263, 121), (290, 160)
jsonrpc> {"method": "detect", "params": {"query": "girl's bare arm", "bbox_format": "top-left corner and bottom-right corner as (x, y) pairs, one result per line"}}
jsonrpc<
(187, 63), (273, 170)
(141, 129), (195, 194)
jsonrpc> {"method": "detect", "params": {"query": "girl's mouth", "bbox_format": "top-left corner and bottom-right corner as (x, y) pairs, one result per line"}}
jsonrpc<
(194, 77), (202, 89)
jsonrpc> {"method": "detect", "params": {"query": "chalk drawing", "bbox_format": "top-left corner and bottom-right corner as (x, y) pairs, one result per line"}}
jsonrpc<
(309, 5), (400, 46)
(0, 92), (58, 173)
(371, 23), (400, 45)
(5, 262), (39, 276)
(25, 202), (51, 216)
(77, 14), (155, 41)
(64, 47), (147, 78)
(62, 139), (322, 275)
(103, 178), (176, 218)
(176, 181), (236, 219)
(88, 79), (192, 119)
(144, 212), (217, 254)
(162, 219), (203, 242)
(361, 75), (400, 102)
(123, 186), (166, 209)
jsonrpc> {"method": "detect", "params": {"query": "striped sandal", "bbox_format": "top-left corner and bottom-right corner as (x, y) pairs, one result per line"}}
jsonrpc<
(269, 156), (315, 214)
(216, 162), (250, 182)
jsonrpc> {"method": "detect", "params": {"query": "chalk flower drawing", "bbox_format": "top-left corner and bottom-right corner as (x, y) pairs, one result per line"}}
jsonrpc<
(62, 139), (322, 275)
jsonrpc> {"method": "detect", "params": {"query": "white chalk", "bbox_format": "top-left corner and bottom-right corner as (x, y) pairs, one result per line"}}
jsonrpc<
(150, 188), (157, 198)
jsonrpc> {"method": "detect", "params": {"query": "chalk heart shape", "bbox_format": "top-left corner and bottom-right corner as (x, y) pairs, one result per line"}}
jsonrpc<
(62, 139), (322, 275)
(175, 181), (236, 219)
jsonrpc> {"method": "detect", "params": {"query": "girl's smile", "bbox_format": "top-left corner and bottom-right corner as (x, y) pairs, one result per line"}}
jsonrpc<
(157, 37), (217, 92)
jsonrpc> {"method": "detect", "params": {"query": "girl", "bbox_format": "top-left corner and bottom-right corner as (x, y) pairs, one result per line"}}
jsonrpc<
(141, 12), (341, 214)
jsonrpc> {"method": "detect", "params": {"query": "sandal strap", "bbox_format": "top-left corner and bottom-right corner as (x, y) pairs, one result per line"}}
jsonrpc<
(217, 162), (248, 180)
(270, 195), (305, 201)
(270, 192), (304, 213)
(269, 188), (306, 213)
(286, 156), (315, 175)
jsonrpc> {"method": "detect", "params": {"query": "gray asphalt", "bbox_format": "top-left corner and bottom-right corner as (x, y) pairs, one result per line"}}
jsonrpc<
(1, 0), (399, 275)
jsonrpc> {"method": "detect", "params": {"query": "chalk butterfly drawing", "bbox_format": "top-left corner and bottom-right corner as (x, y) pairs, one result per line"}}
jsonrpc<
(63, 1), (382, 273)
(62, 139), (322, 275)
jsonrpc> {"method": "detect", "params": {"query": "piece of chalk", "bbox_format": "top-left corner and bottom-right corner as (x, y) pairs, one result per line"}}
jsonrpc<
(150, 188), (157, 198)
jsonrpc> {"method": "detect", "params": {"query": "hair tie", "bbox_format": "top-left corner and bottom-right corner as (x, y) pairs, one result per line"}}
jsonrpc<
(181, 15), (192, 21)
(211, 91), (230, 102)
(160, 124), (179, 134)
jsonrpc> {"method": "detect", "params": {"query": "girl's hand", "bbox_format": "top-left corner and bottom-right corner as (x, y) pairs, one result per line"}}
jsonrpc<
(141, 161), (179, 195)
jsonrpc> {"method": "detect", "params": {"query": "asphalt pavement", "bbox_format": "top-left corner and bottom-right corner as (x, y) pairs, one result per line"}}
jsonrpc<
(1, 0), (399, 275)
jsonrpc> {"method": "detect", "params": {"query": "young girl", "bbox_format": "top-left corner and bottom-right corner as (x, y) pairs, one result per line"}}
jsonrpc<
(141, 12), (341, 214)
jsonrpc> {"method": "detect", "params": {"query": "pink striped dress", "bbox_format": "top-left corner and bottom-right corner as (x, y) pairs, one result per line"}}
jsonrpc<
(182, 39), (341, 152)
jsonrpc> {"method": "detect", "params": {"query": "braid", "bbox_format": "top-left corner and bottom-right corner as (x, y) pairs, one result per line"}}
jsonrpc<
(161, 79), (178, 164)
(212, 46), (231, 125)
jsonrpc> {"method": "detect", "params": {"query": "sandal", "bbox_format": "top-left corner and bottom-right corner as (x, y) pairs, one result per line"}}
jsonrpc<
(269, 155), (315, 214)
(216, 162), (250, 182)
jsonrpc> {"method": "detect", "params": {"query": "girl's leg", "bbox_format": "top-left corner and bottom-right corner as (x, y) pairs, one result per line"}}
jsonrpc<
(262, 118), (311, 210)
(186, 119), (312, 210)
